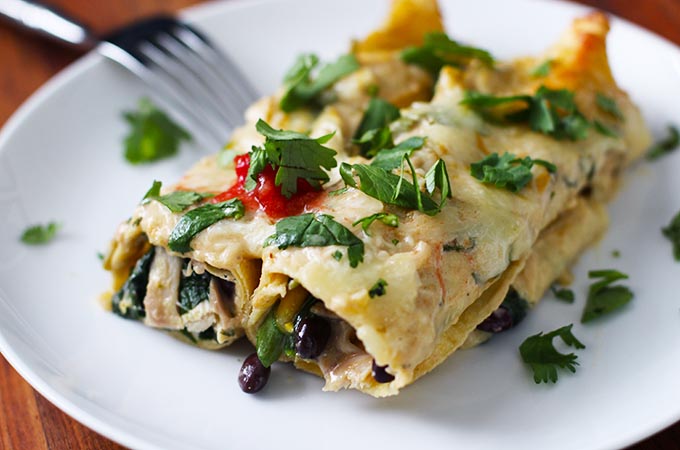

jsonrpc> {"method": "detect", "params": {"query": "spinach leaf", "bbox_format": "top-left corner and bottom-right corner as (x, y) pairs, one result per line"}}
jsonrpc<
(265, 213), (365, 268)
(168, 199), (245, 253)
(178, 264), (211, 313)
(111, 247), (155, 320)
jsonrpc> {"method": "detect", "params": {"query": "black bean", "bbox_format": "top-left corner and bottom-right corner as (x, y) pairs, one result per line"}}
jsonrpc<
(294, 316), (331, 360)
(476, 307), (514, 333)
(372, 360), (395, 383)
(477, 289), (529, 333)
(238, 353), (270, 394)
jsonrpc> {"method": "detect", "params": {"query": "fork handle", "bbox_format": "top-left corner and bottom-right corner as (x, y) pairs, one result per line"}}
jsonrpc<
(0, 0), (97, 51)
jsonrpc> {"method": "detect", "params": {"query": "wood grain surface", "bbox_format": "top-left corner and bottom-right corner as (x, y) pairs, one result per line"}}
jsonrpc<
(0, 0), (679, 449)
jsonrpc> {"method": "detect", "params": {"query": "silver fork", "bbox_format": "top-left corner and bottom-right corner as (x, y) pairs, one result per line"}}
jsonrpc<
(0, 0), (259, 149)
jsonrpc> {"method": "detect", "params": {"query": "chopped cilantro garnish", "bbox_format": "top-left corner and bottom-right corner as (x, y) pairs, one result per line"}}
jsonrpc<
(247, 120), (337, 198)
(519, 324), (585, 384)
(142, 180), (213, 213)
(593, 120), (619, 138)
(341, 156), (452, 216)
(401, 32), (494, 75)
(531, 59), (553, 77)
(595, 93), (624, 120)
(280, 53), (359, 112)
(168, 199), (245, 253)
(470, 152), (556, 193)
(662, 211), (680, 261)
(353, 212), (399, 235)
(551, 285), (575, 303)
(20, 222), (60, 245)
(647, 125), (680, 161)
(369, 137), (425, 170)
(332, 250), (343, 261)
(581, 269), (633, 323)
(265, 213), (364, 268)
(353, 98), (401, 157)
(123, 98), (191, 164)
(368, 279), (388, 298)
(461, 86), (592, 141)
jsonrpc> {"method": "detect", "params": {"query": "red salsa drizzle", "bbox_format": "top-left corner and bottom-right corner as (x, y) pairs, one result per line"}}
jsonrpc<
(211, 154), (324, 219)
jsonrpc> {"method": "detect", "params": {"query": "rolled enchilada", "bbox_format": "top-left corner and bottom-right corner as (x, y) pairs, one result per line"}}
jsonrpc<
(103, 0), (651, 396)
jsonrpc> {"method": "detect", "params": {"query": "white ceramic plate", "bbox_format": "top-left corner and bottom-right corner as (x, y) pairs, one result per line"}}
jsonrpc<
(1, 0), (680, 449)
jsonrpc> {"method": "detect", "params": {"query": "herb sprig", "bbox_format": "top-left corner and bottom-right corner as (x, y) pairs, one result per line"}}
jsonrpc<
(246, 120), (337, 198)
(581, 270), (633, 323)
(519, 324), (585, 384)
(647, 125), (680, 161)
(123, 98), (191, 164)
(401, 32), (494, 75)
(470, 152), (556, 193)
(20, 222), (61, 245)
(280, 53), (359, 112)
(662, 210), (680, 261)
(461, 87), (613, 141)
(341, 155), (452, 216)
(353, 98), (401, 157)
(142, 180), (213, 213)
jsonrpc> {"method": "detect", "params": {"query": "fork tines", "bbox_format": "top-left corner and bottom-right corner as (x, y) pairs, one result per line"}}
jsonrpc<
(100, 16), (258, 149)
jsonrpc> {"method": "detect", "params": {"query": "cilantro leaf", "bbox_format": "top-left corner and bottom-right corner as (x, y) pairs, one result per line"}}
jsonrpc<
(248, 120), (337, 198)
(662, 210), (680, 261)
(519, 324), (585, 384)
(581, 269), (633, 323)
(369, 137), (425, 170)
(341, 156), (451, 216)
(595, 93), (624, 120)
(531, 59), (553, 77)
(123, 98), (191, 164)
(647, 125), (680, 161)
(265, 213), (364, 268)
(368, 279), (388, 298)
(353, 98), (401, 156)
(352, 212), (399, 235)
(551, 285), (575, 303)
(20, 222), (60, 245)
(593, 120), (619, 138)
(168, 199), (245, 253)
(461, 86), (592, 141)
(401, 32), (494, 75)
(142, 180), (213, 213)
(280, 53), (359, 112)
(425, 159), (453, 207)
(470, 152), (556, 193)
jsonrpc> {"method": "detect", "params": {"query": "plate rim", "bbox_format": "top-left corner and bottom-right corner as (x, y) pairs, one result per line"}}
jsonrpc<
(0, 0), (679, 449)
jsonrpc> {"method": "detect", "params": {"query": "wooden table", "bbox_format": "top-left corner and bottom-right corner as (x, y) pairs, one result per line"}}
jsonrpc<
(1, 0), (679, 448)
